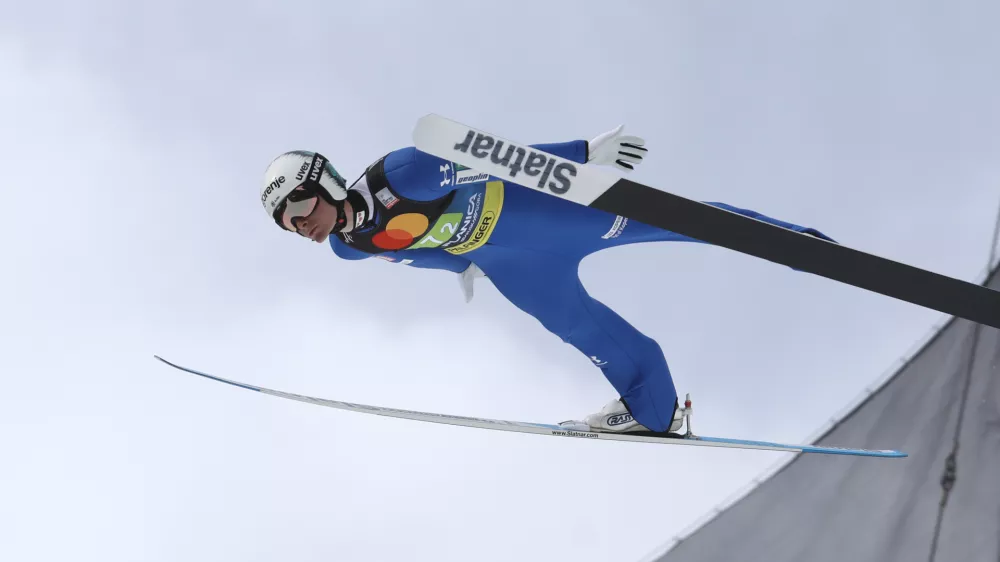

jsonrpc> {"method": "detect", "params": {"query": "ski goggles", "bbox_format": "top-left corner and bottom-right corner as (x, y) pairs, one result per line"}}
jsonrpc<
(272, 185), (321, 232)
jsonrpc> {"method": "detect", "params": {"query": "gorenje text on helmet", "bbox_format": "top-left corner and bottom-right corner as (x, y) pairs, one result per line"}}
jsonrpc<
(261, 175), (286, 205)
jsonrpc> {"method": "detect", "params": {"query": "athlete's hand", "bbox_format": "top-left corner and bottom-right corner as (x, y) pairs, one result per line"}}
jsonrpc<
(459, 262), (486, 303)
(587, 125), (647, 173)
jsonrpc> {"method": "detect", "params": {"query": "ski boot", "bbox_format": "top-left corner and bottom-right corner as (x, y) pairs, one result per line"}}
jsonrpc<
(560, 394), (694, 436)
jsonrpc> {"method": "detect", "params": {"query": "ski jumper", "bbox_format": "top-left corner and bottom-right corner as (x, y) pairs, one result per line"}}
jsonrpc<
(331, 140), (832, 432)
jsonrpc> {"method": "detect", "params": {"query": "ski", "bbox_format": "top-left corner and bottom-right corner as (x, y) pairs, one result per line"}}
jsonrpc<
(412, 114), (1000, 330)
(154, 356), (906, 458)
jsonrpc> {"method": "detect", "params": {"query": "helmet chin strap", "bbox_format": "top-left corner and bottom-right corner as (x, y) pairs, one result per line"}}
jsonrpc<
(330, 199), (349, 234)
(331, 190), (369, 235)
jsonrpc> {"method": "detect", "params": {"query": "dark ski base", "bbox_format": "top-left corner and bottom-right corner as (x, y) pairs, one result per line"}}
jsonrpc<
(592, 181), (1000, 329)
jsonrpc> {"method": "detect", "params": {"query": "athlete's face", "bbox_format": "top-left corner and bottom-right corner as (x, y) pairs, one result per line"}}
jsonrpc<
(295, 196), (340, 244)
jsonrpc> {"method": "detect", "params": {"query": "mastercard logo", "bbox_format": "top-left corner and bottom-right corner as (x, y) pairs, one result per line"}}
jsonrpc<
(372, 213), (430, 250)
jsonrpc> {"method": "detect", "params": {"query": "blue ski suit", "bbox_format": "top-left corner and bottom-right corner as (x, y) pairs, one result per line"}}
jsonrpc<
(331, 140), (832, 431)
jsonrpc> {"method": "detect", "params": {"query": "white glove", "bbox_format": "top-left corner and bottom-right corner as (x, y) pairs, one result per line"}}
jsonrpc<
(587, 125), (647, 173)
(458, 262), (486, 303)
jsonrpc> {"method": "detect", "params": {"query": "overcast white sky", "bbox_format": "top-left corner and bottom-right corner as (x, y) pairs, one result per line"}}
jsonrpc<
(2, 1), (999, 561)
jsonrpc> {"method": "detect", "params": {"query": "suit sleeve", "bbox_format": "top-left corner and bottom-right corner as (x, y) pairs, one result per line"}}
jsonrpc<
(382, 140), (589, 202)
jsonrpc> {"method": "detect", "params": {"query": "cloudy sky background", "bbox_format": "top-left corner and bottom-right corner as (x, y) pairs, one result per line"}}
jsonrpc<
(2, 1), (999, 561)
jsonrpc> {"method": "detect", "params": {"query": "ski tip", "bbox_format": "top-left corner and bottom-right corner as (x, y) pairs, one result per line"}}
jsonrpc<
(153, 355), (175, 368)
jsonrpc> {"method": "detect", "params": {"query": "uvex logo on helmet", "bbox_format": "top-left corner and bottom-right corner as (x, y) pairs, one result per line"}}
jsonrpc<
(261, 175), (286, 206)
(295, 161), (310, 182)
(307, 155), (327, 183)
(452, 130), (577, 195)
(607, 413), (633, 426)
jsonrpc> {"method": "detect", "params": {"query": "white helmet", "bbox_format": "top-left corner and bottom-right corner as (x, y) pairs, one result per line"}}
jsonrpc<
(261, 150), (348, 233)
